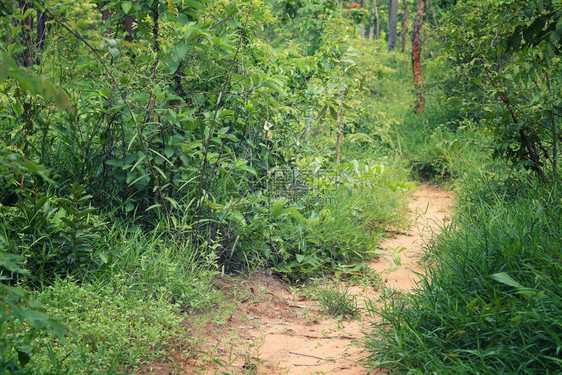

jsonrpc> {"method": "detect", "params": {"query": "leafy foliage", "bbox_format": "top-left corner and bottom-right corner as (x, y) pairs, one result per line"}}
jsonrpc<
(2, 184), (108, 287)
(438, 0), (562, 180)
(1, 240), (66, 374)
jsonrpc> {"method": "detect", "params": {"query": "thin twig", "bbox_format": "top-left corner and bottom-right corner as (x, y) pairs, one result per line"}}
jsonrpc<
(288, 352), (335, 361)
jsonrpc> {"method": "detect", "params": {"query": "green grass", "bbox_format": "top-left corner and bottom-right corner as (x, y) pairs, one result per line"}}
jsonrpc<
(32, 279), (187, 374)
(105, 225), (220, 310)
(366, 173), (562, 374)
(0, 224), (220, 375)
(316, 283), (359, 320)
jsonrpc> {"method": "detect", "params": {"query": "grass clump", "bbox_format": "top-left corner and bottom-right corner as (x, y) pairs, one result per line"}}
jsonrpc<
(317, 283), (359, 320)
(366, 173), (562, 374)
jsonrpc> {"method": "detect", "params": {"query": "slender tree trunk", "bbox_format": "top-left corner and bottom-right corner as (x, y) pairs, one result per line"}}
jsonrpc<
(18, 0), (34, 67)
(427, 0), (438, 26)
(97, 1), (114, 35)
(36, 10), (46, 52)
(17, 0), (34, 193)
(368, 0), (375, 40)
(545, 71), (558, 182)
(388, 0), (398, 51)
(401, 0), (408, 53)
(336, 89), (349, 164)
(411, 0), (424, 113)
(124, 14), (136, 40)
(369, 0), (380, 54)
(97, 1), (111, 21)
(360, 0), (366, 38)
(152, 1), (159, 75)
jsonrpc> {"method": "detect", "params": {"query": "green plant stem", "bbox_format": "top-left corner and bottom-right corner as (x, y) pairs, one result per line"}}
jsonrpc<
(51, 14), (172, 224)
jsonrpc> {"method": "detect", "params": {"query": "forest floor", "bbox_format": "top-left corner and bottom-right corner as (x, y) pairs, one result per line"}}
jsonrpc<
(142, 185), (455, 375)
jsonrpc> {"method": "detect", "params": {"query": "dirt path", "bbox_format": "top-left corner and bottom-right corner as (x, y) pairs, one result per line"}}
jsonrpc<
(144, 185), (454, 374)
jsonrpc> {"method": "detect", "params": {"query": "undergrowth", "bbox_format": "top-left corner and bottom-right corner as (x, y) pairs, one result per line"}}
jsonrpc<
(317, 283), (359, 320)
(367, 173), (562, 374)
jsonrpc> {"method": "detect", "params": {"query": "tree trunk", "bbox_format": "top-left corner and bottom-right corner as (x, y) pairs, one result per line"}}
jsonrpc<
(369, 0), (375, 40)
(18, 0), (33, 67)
(152, 1), (159, 74)
(369, 0), (380, 54)
(97, 1), (112, 21)
(36, 10), (46, 52)
(427, 0), (438, 26)
(336, 89), (349, 164)
(360, 0), (366, 39)
(124, 14), (136, 40)
(388, 0), (398, 51)
(411, 0), (424, 113)
(97, 1), (114, 36)
(401, 0), (408, 53)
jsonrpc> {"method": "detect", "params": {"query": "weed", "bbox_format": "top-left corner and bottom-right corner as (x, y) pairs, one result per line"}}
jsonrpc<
(338, 267), (385, 291)
(316, 284), (359, 320)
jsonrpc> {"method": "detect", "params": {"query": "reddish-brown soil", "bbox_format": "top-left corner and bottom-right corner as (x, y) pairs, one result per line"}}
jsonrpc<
(142, 185), (454, 374)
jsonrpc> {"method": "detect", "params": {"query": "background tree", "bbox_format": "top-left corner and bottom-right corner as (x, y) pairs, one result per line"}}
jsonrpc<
(387, 0), (398, 51)
(400, 0), (408, 52)
(440, 0), (561, 179)
(368, 0), (379, 48)
(411, 0), (423, 112)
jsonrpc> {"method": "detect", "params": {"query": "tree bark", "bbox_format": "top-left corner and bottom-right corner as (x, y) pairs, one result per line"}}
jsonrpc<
(97, 1), (112, 21)
(401, 0), (408, 53)
(411, 0), (424, 113)
(427, 0), (438, 26)
(545, 71), (558, 181)
(36, 10), (46, 52)
(18, 0), (34, 67)
(97, 1), (114, 36)
(369, 0), (380, 54)
(360, 0), (366, 39)
(152, 1), (159, 75)
(124, 14), (136, 40)
(388, 0), (398, 51)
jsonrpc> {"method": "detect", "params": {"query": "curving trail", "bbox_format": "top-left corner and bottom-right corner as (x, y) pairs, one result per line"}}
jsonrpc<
(370, 185), (455, 292)
(142, 185), (454, 374)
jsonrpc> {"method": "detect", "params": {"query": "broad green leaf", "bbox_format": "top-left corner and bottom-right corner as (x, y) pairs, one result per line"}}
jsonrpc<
(490, 272), (525, 289)
(183, 0), (205, 10)
(21, 8), (37, 20)
(98, 253), (109, 264)
(271, 200), (285, 219)
(122, 1), (133, 14)
(55, 90), (70, 110)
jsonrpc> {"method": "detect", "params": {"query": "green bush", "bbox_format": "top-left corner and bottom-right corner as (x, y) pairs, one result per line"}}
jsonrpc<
(31, 279), (186, 374)
(212, 158), (411, 280)
(0, 250), (66, 375)
(1, 184), (109, 287)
